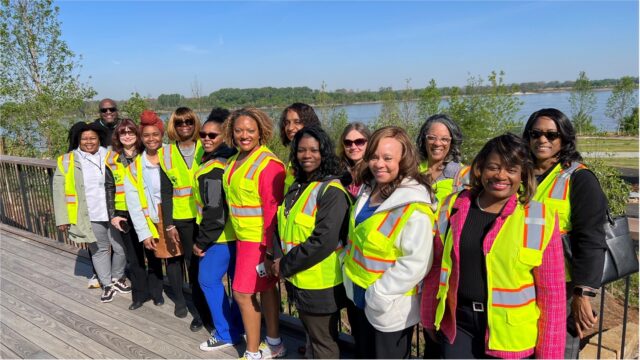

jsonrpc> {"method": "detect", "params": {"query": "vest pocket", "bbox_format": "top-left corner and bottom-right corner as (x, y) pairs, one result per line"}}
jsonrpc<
(517, 247), (543, 267)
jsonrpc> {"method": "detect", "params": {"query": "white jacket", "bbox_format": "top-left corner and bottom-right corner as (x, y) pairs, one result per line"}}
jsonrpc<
(344, 177), (435, 332)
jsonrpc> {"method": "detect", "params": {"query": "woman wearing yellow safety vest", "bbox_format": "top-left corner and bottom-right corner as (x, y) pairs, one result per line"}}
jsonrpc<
(270, 126), (351, 359)
(338, 122), (371, 199)
(421, 133), (566, 358)
(222, 108), (286, 360)
(105, 118), (150, 310)
(123, 111), (170, 310)
(416, 114), (470, 205)
(159, 107), (211, 331)
(53, 122), (127, 303)
(522, 108), (607, 359)
(191, 108), (244, 351)
(343, 126), (435, 359)
(278, 103), (321, 193)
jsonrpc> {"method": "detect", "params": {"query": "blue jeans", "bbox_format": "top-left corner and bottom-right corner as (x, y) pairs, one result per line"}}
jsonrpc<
(198, 242), (244, 343)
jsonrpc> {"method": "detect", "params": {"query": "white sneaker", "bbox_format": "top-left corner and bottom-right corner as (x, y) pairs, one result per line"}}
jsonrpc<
(87, 275), (100, 289)
(259, 340), (287, 359)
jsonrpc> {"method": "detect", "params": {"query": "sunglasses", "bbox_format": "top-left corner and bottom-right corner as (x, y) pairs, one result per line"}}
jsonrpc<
(529, 129), (560, 141)
(175, 119), (194, 127)
(118, 129), (136, 136)
(199, 131), (220, 140)
(100, 107), (117, 113)
(343, 138), (367, 148)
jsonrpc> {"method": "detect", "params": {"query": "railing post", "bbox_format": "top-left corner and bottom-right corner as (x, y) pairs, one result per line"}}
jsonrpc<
(620, 276), (630, 359)
(16, 164), (33, 232)
(597, 286), (605, 359)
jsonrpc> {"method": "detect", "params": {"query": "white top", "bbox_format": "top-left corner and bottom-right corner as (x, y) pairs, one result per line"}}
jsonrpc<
(76, 147), (108, 222)
(125, 151), (162, 241)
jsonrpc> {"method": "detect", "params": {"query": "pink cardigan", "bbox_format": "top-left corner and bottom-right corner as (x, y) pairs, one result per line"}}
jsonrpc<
(421, 191), (565, 358)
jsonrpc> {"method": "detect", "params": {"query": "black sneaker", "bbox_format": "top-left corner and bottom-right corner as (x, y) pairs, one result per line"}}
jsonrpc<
(101, 285), (116, 303)
(199, 336), (233, 351)
(112, 277), (131, 294)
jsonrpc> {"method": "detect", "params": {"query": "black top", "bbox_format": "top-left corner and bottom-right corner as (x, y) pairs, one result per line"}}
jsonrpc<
(273, 177), (351, 313)
(194, 145), (237, 251)
(105, 153), (134, 219)
(457, 198), (498, 303)
(93, 118), (117, 146)
(537, 163), (608, 289)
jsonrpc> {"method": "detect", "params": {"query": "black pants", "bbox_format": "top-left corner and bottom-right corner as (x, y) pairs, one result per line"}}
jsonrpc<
(441, 304), (492, 359)
(299, 309), (341, 359)
(347, 302), (414, 359)
(120, 215), (163, 303)
(172, 219), (211, 323)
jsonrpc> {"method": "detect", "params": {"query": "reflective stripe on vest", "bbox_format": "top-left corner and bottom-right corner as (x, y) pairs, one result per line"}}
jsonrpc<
(548, 162), (585, 200)
(58, 152), (78, 224)
(452, 166), (471, 192)
(126, 156), (159, 238)
(377, 205), (409, 237)
(158, 142), (203, 220)
(230, 205), (263, 217)
(524, 201), (545, 250)
(492, 284), (536, 308)
(439, 268), (448, 286)
(105, 150), (127, 211)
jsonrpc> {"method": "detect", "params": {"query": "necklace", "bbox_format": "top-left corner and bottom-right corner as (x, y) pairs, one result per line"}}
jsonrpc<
(476, 194), (487, 212)
(179, 143), (195, 157)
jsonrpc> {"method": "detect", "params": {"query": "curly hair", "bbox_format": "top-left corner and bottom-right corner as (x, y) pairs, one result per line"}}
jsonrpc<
(206, 107), (230, 125)
(416, 114), (463, 164)
(361, 126), (431, 200)
(279, 103), (321, 146)
(166, 107), (201, 142)
(111, 118), (143, 155)
(522, 108), (583, 168)
(289, 126), (342, 182)
(469, 133), (536, 205)
(68, 121), (106, 151)
(223, 107), (275, 148)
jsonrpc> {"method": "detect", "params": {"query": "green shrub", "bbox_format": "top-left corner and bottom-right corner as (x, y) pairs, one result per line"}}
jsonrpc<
(584, 158), (631, 216)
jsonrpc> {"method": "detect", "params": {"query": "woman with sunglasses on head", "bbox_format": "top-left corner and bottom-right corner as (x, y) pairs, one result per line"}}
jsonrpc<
(123, 111), (168, 310)
(192, 108), (245, 351)
(54, 122), (127, 303)
(343, 126), (435, 359)
(416, 114), (470, 205)
(270, 126), (351, 359)
(159, 107), (211, 330)
(338, 122), (371, 198)
(523, 108), (607, 359)
(105, 119), (149, 309)
(279, 103), (322, 193)
(421, 133), (565, 359)
(222, 108), (286, 360)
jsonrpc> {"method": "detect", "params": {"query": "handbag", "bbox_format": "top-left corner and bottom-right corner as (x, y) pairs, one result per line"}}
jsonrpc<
(562, 210), (638, 285)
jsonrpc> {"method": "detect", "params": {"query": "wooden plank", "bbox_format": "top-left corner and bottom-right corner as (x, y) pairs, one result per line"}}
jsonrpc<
(0, 304), (88, 358)
(0, 323), (53, 359)
(0, 229), (90, 264)
(0, 291), (122, 358)
(0, 343), (21, 359)
(0, 224), (87, 258)
(0, 254), (232, 359)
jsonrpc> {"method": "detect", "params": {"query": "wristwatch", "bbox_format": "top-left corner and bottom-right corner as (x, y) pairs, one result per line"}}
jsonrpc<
(573, 286), (597, 297)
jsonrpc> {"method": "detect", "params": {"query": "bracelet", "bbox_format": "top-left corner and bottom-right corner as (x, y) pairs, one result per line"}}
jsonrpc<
(165, 225), (176, 231)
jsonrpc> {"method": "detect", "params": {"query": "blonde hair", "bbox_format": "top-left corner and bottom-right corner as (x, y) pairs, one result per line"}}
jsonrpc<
(223, 107), (274, 147)
(166, 107), (201, 142)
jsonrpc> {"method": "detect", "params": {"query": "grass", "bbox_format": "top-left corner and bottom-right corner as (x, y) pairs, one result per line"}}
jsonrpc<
(584, 157), (639, 169)
(578, 137), (639, 153)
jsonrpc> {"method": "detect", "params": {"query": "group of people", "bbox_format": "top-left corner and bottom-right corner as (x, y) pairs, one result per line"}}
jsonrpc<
(53, 99), (607, 359)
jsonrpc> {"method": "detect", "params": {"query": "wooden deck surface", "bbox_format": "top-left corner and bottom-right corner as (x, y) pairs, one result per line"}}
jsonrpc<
(0, 226), (305, 359)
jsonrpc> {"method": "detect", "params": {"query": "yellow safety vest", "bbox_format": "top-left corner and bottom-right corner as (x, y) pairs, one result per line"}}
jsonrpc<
(126, 156), (159, 239)
(284, 161), (295, 194)
(158, 142), (204, 220)
(344, 200), (434, 295)
(193, 158), (236, 243)
(277, 179), (349, 289)
(56, 152), (78, 224)
(433, 192), (555, 352)
(532, 161), (586, 282)
(419, 161), (470, 204)
(105, 150), (127, 211)
(222, 145), (283, 242)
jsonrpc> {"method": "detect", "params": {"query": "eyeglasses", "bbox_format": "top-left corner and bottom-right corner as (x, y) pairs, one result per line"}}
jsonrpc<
(426, 135), (452, 144)
(175, 119), (194, 127)
(343, 138), (367, 148)
(119, 129), (136, 137)
(199, 131), (220, 140)
(100, 107), (117, 113)
(529, 129), (560, 141)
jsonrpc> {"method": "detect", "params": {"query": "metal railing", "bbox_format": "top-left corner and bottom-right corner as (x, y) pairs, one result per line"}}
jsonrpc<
(0, 154), (636, 358)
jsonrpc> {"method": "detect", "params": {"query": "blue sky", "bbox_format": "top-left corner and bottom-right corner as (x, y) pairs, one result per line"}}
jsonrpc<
(57, 1), (639, 100)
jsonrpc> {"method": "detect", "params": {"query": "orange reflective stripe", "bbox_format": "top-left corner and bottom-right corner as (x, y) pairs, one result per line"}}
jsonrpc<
(173, 186), (192, 198)
(492, 284), (536, 308)
(163, 145), (173, 170)
(377, 205), (409, 237)
(350, 243), (396, 273)
(245, 152), (272, 180)
(439, 268), (449, 286)
(523, 201), (545, 250)
(230, 205), (262, 217)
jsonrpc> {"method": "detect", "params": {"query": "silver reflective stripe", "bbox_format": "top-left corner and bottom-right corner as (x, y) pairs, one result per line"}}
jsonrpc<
(142, 207), (150, 216)
(115, 185), (125, 193)
(351, 246), (394, 273)
(245, 152), (270, 180)
(230, 206), (263, 217)
(62, 153), (72, 173)
(549, 162), (581, 199)
(302, 183), (322, 216)
(437, 195), (453, 237)
(525, 201), (545, 250)
(130, 160), (139, 181)
(492, 284), (536, 307)
(284, 242), (294, 253)
(439, 269), (448, 285)
(65, 195), (76, 203)
(453, 167), (470, 192)
(173, 187), (192, 197)
(163, 145), (172, 170)
(377, 206), (408, 237)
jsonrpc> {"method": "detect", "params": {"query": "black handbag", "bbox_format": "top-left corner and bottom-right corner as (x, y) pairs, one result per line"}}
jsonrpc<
(563, 211), (639, 285)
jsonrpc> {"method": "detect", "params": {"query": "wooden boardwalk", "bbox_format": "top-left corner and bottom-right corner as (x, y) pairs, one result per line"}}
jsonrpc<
(0, 226), (305, 359)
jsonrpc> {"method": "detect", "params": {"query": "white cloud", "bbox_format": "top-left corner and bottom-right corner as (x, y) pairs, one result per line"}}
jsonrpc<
(178, 44), (210, 54)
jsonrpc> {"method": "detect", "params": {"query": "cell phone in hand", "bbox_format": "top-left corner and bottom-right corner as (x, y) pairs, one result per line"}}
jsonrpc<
(119, 220), (130, 234)
(256, 262), (267, 278)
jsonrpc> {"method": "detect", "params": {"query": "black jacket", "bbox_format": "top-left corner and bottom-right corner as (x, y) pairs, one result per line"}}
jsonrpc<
(93, 118), (118, 146)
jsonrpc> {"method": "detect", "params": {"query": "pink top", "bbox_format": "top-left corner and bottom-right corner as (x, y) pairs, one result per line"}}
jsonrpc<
(420, 191), (565, 358)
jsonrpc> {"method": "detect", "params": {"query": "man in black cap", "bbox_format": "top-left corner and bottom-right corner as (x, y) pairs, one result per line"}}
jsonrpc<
(93, 98), (120, 146)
